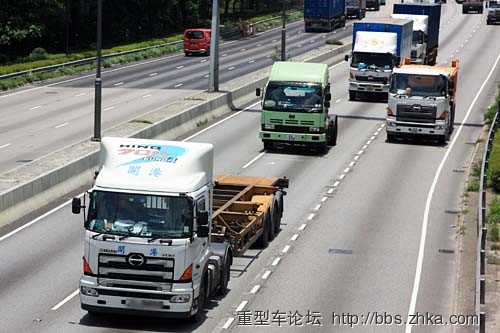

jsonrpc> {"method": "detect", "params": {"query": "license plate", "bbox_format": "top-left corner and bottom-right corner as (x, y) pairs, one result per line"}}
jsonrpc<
(409, 128), (418, 132)
(288, 134), (296, 141)
(127, 299), (163, 308)
(365, 86), (374, 91)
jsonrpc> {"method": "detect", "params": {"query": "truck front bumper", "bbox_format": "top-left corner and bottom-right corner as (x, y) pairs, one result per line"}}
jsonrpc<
(80, 277), (195, 318)
(386, 118), (447, 136)
(260, 131), (326, 144)
(349, 81), (389, 93)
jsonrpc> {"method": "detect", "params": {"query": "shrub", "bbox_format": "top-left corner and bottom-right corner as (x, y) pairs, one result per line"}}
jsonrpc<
(326, 39), (343, 45)
(488, 196), (500, 224)
(29, 47), (48, 61)
(490, 223), (500, 242)
(466, 180), (480, 192)
(488, 132), (500, 192)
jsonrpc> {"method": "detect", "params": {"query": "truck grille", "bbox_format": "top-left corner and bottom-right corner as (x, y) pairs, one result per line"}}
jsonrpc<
(98, 254), (175, 284)
(270, 118), (315, 126)
(411, 50), (417, 59)
(355, 75), (387, 84)
(264, 125), (323, 134)
(396, 104), (437, 123)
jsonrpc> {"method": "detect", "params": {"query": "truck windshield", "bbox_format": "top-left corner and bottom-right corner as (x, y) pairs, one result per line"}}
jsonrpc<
(351, 52), (393, 70)
(489, 1), (500, 8)
(263, 83), (323, 113)
(346, 0), (357, 6)
(412, 31), (425, 44)
(390, 73), (447, 97)
(86, 191), (193, 239)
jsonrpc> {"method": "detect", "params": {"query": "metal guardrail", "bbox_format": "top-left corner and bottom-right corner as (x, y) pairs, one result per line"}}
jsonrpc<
(0, 13), (300, 82)
(475, 99), (500, 333)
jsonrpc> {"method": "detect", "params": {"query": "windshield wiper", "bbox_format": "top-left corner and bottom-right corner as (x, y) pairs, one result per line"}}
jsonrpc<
(91, 232), (116, 241)
(148, 236), (173, 244)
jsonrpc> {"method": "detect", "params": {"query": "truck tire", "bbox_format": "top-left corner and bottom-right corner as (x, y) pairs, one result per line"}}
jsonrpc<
(386, 132), (396, 143)
(327, 117), (338, 146)
(462, 8), (467, 14)
(256, 212), (270, 248)
(263, 140), (274, 150)
(449, 105), (455, 135)
(216, 255), (231, 296)
(349, 91), (357, 101)
(189, 274), (207, 323)
(272, 192), (283, 235)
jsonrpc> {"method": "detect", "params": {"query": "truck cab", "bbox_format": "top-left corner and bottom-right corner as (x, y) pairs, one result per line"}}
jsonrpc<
(391, 14), (429, 64)
(462, 0), (484, 13)
(346, 0), (367, 19)
(486, 1), (500, 24)
(386, 59), (459, 143)
(73, 138), (231, 321)
(257, 62), (337, 152)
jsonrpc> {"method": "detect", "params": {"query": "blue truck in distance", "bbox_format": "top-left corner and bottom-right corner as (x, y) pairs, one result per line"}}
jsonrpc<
(345, 18), (413, 101)
(393, 3), (441, 65)
(304, 0), (347, 32)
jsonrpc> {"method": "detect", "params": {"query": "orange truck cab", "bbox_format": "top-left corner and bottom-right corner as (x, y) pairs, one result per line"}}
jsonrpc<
(183, 29), (211, 56)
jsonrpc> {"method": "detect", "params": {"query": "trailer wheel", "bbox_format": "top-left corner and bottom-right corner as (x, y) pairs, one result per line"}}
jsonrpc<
(271, 196), (282, 236)
(256, 212), (270, 248)
(263, 140), (274, 150)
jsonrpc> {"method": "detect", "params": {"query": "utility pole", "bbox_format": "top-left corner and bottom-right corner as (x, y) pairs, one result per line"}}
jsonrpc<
(281, 1), (286, 61)
(92, 0), (102, 142)
(208, 0), (220, 92)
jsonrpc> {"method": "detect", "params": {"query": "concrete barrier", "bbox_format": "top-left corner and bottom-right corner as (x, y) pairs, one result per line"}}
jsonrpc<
(0, 38), (352, 227)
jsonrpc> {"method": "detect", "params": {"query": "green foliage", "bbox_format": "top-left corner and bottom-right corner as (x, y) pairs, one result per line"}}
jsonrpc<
(488, 132), (500, 192)
(490, 223), (500, 242)
(485, 105), (498, 124)
(488, 196), (500, 224)
(325, 39), (343, 45)
(492, 243), (500, 251)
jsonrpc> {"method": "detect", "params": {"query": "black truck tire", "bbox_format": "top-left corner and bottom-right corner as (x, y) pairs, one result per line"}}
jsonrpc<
(263, 140), (274, 150)
(256, 212), (270, 248)
(189, 275), (207, 323)
(272, 192), (283, 235)
(217, 255), (231, 296)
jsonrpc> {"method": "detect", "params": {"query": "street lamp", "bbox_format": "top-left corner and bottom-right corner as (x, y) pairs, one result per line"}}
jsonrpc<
(208, 0), (220, 92)
(92, 0), (103, 142)
(281, 1), (287, 61)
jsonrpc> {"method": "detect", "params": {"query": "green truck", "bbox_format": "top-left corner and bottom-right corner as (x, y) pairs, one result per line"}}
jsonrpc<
(256, 61), (338, 152)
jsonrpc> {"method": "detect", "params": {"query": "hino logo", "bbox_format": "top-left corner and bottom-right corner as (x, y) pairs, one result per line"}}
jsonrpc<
(127, 253), (146, 267)
(120, 144), (161, 150)
(367, 76), (374, 81)
(412, 105), (422, 111)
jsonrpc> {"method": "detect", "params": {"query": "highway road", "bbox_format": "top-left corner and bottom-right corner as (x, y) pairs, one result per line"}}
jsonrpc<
(0, 1), (499, 333)
(0, 12), (357, 175)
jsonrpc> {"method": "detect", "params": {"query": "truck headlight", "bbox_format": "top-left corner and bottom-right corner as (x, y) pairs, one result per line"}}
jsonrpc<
(171, 294), (191, 303)
(264, 124), (275, 130)
(81, 286), (99, 297)
(309, 127), (321, 132)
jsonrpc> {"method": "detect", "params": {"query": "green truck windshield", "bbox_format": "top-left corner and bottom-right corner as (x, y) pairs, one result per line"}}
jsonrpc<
(86, 191), (193, 238)
(390, 73), (447, 97)
(264, 83), (323, 112)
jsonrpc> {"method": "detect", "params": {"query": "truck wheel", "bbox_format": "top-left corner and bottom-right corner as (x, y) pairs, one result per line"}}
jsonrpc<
(449, 106), (455, 134)
(349, 91), (356, 101)
(189, 275), (206, 323)
(462, 8), (467, 14)
(256, 212), (270, 248)
(263, 140), (274, 150)
(216, 255), (231, 296)
(272, 193), (283, 235)
(386, 132), (396, 143)
(206, 48), (210, 56)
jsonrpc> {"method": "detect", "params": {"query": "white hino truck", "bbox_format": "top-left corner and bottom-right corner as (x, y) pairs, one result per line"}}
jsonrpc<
(72, 137), (288, 320)
(386, 59), (459, 143)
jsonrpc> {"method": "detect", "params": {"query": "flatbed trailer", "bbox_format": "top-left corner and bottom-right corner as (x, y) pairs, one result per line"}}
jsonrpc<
(211, 175), (288, 256)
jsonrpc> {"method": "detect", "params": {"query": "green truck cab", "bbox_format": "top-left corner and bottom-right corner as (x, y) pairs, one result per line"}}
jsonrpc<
(256, 62), (338, 152)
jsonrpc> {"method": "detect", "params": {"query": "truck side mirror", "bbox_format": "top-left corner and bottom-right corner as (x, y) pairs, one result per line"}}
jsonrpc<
(395, 56), (401, 65)
(325, 93), (332, 101)
(344, 55), (349, 62)
(256, 88), (261, 96)
(448, 88), (454, 97)
(324, 101), (331, 108)
(198, 210), (209, 225)
(197, 225), (209, 238)
(72, 197), (83, 214)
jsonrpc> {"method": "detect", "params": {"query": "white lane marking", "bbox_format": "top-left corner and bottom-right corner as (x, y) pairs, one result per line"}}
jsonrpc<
(51, 289), (79, 311)
(183, 100), (261, 142)
(262, 271), (271, 279)
(370, 136), (375, 140)
(222, 53), (228, 57)
(321, 196), (328, 202)
(366, 140), (372, 145)
(349, 161), (355, 167)
(242, 152), (265, 169)
(333, 181), (340, 187)
(228, 67), (235, 70)
(266, 55), (271, 58)
(272, 258), (281, 266)
(204, 74), (209, 78)
(327, 188), (334, 194)
(55, 122), (69, 129)
(257, 44), (262, 47)
(0, 194), (82, 242)
(0, 143), (11, 149)
(174, 83), (183, 88)
(75, 92), (86, 97)
(103, 106), (115, 111)
(249, 60), (255, 63)
(343, 168), (350, 173)
(297, 44), (303, 48)
(335, 99), (341, 103)
(307, 213), (315, 220)
(282, 245), (290, 253)
(113, 82), (124, 86)
(29, 105), (41, 110)
(291, 234), (299, 241)
(362, 145), (368, 150)
(298, 224), (307, 231)
(339, 174), (346, 180)
(176, 65), (184, 69)
(405, 51), (500, 333)
(354, 155), (360, 161)
(310, 40), (315, 43)
(142, 94), (152, 98)
(380, 124), (385, 128)
(272, 39), (277, 42)
(200, 59), (208, 63)
(149, 72), (158, 76)
(357, 150), (364, 155)
(223, 317), (235, 329)
(250, 285), (260, 294)
(314, 204), (321, 212)
(236, 300), (248, 312)
(240, 48), (246, 52)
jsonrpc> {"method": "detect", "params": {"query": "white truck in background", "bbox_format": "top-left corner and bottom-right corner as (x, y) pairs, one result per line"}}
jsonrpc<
(72, 137), (288, 321)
